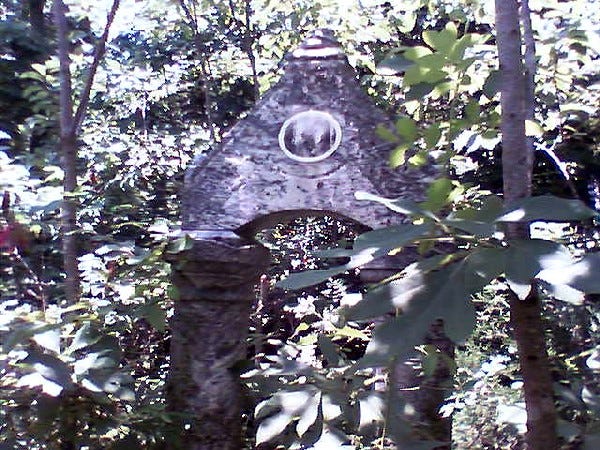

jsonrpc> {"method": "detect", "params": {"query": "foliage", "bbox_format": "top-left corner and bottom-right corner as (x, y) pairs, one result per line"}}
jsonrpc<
(1, 0), (600, 449)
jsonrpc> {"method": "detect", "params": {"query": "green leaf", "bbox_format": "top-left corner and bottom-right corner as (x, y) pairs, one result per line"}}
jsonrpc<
(525, 119), (544, 137)
(375, 124), (398, 142)
(483, 70), (501, 99)
(538, 253), (600, 295)
(68, 322), (102, 354)
(296, 391), (322, 438)
(448, 33), (482, 62)
(135, 302), (167, 332)
(465, 100), (481, 121)
(354, 191), (433, 218)
(403, 46), (433, 61)
(497, 195), (597, 222)
(408, 151), (429, 167)
(420, 177), (454, 212)
(423, 23), (457, 54)
(404, 65), (448, 85)
(377, 54), (415, 75)
(354, 223), (433, 252)
(357, 256), (493, 368)
(395, 117), (418, 142)
(23, 347), (74, 389)
(277, 248), (376, 290)
(446, 200), (500, 234)
(423, 123), (442, 148)
(416, 53), (446, 71)
(389, 144), (409, 168)
(505, 239), (573, 299)
(333, 326), (369, 340)
(318, 334), (342, 367)
(347, 255), (449, 321)
(405, 82), (436, 100)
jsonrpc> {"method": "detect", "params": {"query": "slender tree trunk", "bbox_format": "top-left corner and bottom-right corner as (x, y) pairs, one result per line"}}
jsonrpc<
(53, 0), (120, 304)
(27, 0), (46, 35)
(53, 0), (80, 304)
(495, 1), (559, 449)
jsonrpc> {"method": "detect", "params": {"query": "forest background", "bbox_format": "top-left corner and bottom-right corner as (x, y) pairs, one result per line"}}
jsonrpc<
(1, 0), (600, 449)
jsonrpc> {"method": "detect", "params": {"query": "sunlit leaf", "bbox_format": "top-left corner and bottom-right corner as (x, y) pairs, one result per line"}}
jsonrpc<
(505, 239), (574, 299)
(296, 391), (321, 437)
(538, 253), (600, 294)
(423, 23), (457, 54)
(357, 257), (487, 367)
(497, 195), (597, 222)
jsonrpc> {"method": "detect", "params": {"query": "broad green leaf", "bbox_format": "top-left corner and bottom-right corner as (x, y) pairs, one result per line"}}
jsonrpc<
(256, 389), (319, 444)
(403, 65), (448, 86)
(355, 191), (433, 218)
(277, 248), (376, 289)
(333, 326), (369, 340)
(354, 223), (433, 251)
(449, 195), (504, 224)
(318, 334), (342, 367)
(389, 144), (409, 168)
(298, 395), (324, 444)
(448, 33), (483, 62)
(423, 123), (442, 148)
(403, 45), (433, 61)
(505, 239), (574, 299)
(525, 120), (544, 137)
(136, 302), (167, 332)
(296, 391), (322, 437)
(395, 117), (418, 142)
(32, 328), (61, 354)
(68, 322), (102, 354)
(420, 177), (454, 212)
(405, 82), (436, 100)
(256, 412), (292, 444)
(23, 347), (73, 389)
(375, 124), (398, 142)
(497, 195), (597, 222)
(483, 70), (501, 99)
(423, 23), (457, 54)
(538, 253), (600, 294)
(416, 53), (446, 71)
(3, 323), (62, 353)
(357, 257), (488, 367)
(346, 255), (449, 321)
(377, 54), (414, 75)
(408, 151), (429, 166)
(465, 100), (481, 121)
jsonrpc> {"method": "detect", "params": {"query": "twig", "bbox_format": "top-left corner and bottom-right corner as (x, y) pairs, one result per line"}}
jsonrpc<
(73, 0), (121, 134)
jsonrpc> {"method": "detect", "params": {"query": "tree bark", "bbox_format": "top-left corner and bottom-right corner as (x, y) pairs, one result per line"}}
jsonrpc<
(53, 0), (120, 303)
(53, 0), (80, 304)
(495, 1), (559, 448)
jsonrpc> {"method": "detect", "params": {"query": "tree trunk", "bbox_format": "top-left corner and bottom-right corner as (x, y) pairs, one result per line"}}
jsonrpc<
(53, 0), (80, 304)
(495, 1), (559, 448)
(53, 0), (120, 303)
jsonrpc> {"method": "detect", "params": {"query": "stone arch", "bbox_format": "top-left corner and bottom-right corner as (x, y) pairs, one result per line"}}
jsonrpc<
(165, 29), (443, 450)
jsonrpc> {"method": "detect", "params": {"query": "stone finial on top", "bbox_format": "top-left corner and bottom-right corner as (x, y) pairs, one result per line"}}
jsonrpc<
(289, 29), (345, 60)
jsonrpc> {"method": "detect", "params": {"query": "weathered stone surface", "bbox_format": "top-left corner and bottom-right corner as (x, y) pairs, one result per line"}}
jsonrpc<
(183, 29), (436, 235)
(166, 237), (270, 450)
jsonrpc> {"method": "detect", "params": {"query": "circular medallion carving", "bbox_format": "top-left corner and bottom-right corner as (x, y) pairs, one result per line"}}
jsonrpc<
(278, 110), (342, 163)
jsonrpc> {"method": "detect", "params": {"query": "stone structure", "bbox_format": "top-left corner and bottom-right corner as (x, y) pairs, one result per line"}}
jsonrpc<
(182, 29), (433, 236)
(167, 29), (448, 450)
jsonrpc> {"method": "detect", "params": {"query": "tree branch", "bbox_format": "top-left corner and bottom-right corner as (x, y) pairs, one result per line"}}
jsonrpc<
(72, 0), (121, 134)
